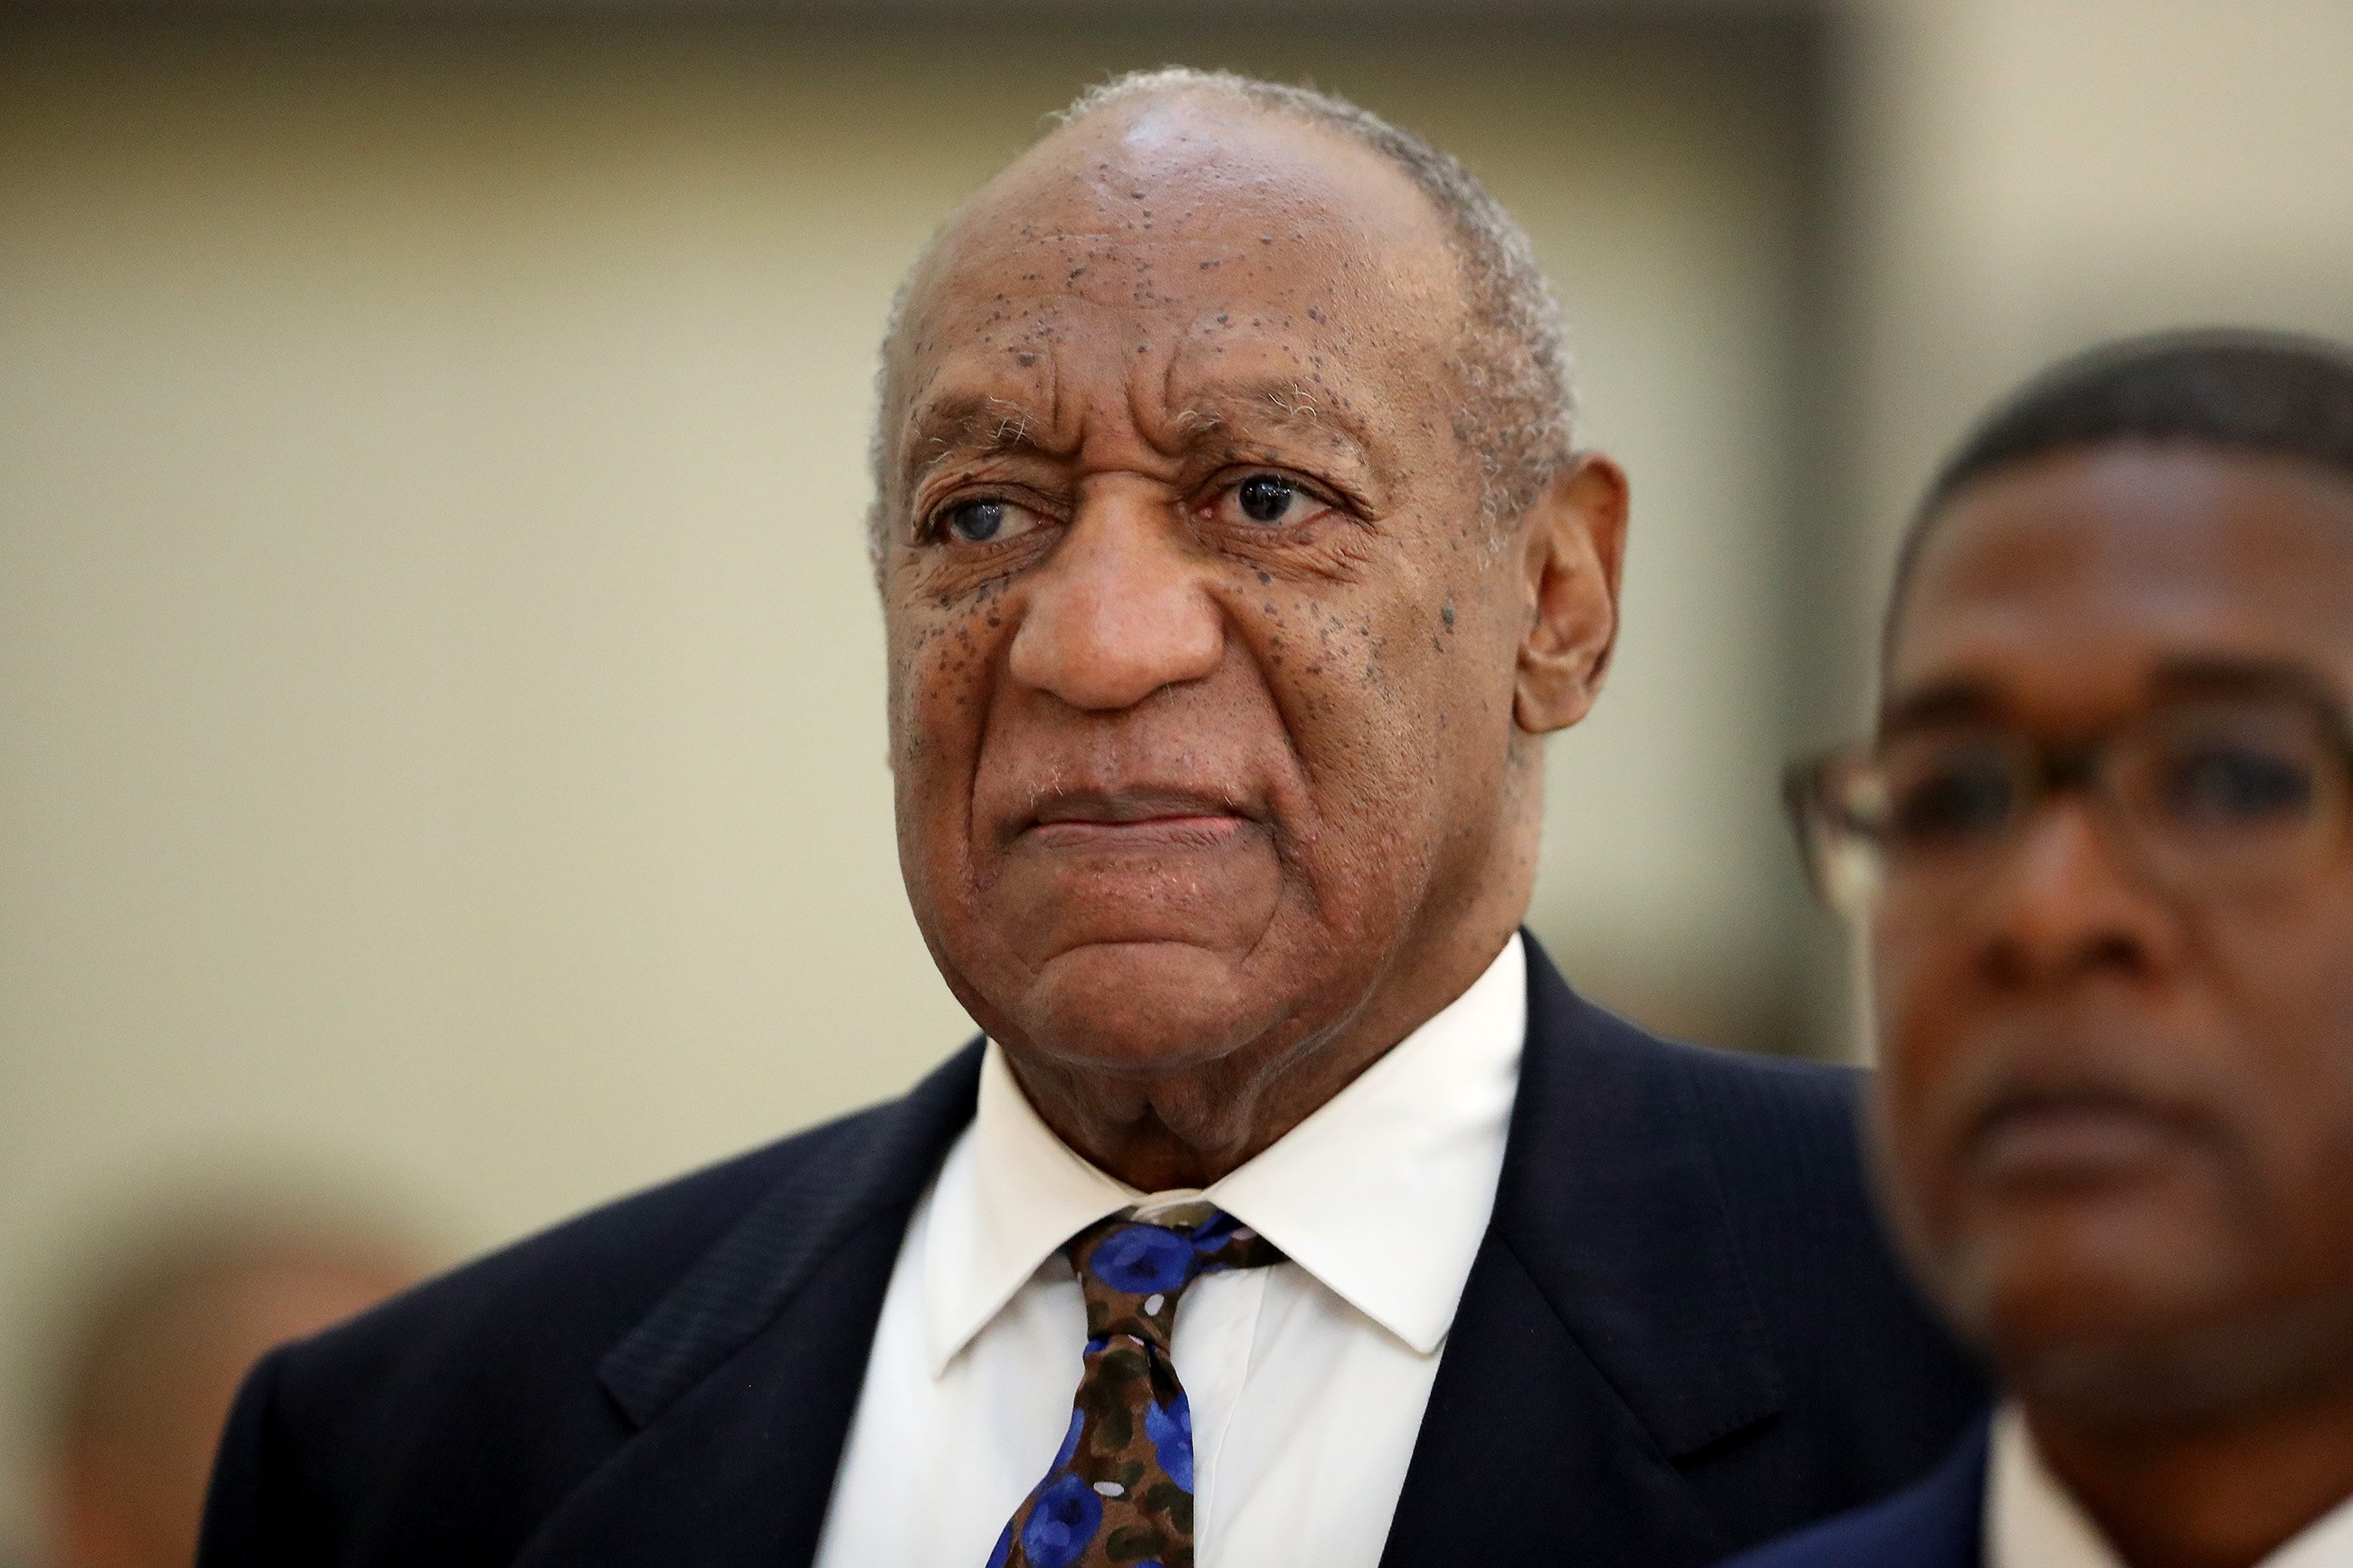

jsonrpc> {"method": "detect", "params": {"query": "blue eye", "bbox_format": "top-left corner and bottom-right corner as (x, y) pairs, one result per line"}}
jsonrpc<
(1235, 475), (1298, 525)
(945, 499), (1008, 543)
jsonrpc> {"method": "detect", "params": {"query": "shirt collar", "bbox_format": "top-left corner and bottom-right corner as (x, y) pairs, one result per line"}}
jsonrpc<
(923, 935), (1526, 1372)
(1986, 1405), (2120, 1568)
(1987, 1402), (2353, 1568)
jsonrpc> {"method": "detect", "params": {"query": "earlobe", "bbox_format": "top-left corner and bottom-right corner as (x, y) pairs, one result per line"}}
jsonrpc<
(1513, 453), (1629, 735)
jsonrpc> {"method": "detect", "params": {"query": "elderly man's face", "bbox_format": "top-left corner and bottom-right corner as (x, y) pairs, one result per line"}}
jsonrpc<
(1872, 445), (2353, 1426)
(874, 102), (1592, 1102)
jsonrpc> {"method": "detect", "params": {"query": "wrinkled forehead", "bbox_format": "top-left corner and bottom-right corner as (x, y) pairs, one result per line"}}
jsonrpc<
(882, 98), (1466, 420)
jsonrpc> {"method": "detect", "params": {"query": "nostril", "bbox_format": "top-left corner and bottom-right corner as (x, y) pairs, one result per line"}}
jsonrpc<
(2083, 933), (2147, 974)
(1979, 924), (2153, 989)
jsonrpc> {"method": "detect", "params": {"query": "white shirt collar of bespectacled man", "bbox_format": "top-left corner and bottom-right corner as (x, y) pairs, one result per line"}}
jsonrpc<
(1986, 1402), (2353, 1568)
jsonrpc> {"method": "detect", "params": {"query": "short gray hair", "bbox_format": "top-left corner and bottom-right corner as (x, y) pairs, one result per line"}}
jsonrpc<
(868, 67), (1577, 565)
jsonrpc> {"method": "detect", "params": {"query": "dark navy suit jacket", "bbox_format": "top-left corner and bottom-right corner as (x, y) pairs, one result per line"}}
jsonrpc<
(198, 937), (1986, 1566)
(1716, 1419), (1991, 1568)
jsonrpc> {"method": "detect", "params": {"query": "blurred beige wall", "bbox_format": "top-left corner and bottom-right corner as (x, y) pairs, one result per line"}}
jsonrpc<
(1838, 0), (2353, 698)
(0, 15), (1815, 1550)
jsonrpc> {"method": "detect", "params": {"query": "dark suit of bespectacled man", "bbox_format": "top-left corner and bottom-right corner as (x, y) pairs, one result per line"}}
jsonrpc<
(1727, 332), (2353, 1568)
(199, 68), (1985, 1568)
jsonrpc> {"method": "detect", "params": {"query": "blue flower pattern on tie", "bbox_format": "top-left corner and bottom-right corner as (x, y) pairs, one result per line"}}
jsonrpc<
(1142, 1396), (1194, 1493)
(991, 1207), (1284, 1568)
(1088, 1224), (1197, 1296)
(1020, 1476), (1104, 1568)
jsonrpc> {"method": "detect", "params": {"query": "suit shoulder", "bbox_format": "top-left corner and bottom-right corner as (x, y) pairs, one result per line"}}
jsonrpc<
(1652, 1025), (1861, 1118)
(206, 1047), (983, 1562)
(1715, 1425), (1988, 1568)
(1715, 1503), (1905, 1568)
(271, 1087), (927, 1424)
(1580, 1003), (1863, 1159)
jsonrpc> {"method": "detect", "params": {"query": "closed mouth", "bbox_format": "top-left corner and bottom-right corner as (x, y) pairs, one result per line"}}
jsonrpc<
(1017, 788), (1257, 849)
(1965, 1086), (2199, 1183)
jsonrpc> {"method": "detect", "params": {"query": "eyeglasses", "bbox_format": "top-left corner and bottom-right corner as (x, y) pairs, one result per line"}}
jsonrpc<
(1784, 686), (2353, 917)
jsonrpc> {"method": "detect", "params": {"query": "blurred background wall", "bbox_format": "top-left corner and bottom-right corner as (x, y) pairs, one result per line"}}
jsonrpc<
(2, 0), (2349, 1556)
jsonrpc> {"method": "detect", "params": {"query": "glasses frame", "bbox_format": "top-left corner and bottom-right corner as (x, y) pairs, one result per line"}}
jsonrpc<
(1782, 678), (2353, 917)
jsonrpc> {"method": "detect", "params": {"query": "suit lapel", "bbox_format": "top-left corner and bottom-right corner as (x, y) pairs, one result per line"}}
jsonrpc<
(1381, 939), (1786, 1566)
(511, 1042), (985, 1568)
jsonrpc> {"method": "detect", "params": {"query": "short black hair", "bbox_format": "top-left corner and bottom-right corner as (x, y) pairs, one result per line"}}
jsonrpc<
(1885, 328), (2353, 651)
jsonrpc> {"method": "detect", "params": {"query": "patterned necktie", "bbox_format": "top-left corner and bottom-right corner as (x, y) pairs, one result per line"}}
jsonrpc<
(988, 1204), (1287, 1568)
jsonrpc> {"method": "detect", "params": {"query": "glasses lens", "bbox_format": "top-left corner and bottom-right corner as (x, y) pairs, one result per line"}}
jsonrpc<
(1876, 732), (2024, 860)
(2129, 701), (2341, 879)
(1792, 757), (1883, 913)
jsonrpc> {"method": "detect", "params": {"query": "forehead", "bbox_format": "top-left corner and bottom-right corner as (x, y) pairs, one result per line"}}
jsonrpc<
(1889, 444), (2353, 714)
(885, 99), (1464, 430)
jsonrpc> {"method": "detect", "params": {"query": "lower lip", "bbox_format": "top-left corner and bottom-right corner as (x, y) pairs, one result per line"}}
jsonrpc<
(1973, 1104), (2183, 1182)
(1024, 814), (1248, 850)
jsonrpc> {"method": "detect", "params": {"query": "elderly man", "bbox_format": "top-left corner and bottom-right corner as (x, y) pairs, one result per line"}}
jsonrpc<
(1733, 330), (2353, 1568)
(199, 69), (1981, 1568)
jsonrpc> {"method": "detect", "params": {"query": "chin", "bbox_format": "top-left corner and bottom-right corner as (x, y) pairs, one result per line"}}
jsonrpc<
(1997, 1315), (2353, 1435)
(1011, 940), (1285, 1072)
(1956, 1231), (2329, 1431)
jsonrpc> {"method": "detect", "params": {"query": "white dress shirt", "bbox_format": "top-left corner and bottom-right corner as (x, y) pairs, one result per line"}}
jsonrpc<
(1987, 1403), (2353, 1568)
(811, 934), (1527, 1568)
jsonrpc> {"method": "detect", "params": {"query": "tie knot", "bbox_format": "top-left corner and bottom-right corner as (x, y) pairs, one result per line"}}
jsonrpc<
(1062, 1208), (1285, 1349)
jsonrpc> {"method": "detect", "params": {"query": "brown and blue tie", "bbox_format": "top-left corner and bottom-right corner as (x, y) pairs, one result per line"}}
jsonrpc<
(988, 1205), (1287, 1568)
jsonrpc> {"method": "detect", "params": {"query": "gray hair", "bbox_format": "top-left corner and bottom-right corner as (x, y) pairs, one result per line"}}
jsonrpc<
(867, 66), (1577, 566)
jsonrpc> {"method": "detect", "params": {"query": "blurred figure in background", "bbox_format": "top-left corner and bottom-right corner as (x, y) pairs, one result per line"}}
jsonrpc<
(34, 1207), (419, 1568)
(1739, 330), (2353, 1567)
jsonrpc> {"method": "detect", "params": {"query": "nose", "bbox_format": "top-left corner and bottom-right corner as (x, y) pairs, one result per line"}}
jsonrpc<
(1976, 801), (2186, 989)
(1007, 481), (1224, 710)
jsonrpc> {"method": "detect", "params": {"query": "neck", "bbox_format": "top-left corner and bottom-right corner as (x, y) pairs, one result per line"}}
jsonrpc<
(2027, 1382), (2353, 1568)
(1006, 909), (1520, 1190)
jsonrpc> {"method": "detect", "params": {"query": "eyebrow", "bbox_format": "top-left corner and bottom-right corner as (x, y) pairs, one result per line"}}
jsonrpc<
(2148, 656), (2341, 706)
(900, 375), (1382, 486)
(1878, 657), (2341, 736)
(1172, 376), (1367, 444)
(1876, 681), (2003, 736)
(903, 391), (1057, 476)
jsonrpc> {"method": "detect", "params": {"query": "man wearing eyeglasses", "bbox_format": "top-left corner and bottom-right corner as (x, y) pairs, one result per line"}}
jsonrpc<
(1729, 329), (2353, 1568)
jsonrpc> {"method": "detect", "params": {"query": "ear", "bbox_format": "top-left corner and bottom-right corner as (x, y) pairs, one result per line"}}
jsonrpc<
(1514, 453), (1628, 735)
